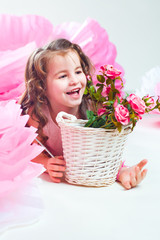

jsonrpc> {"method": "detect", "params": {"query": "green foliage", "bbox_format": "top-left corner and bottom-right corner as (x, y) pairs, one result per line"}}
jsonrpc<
(97, 75), (105, 83)
(85, 110), (107, 128)
(84, 65), (160, 132)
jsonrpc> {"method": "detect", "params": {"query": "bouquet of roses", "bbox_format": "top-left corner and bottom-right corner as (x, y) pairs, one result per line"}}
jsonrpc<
(84, 65), (160, 132)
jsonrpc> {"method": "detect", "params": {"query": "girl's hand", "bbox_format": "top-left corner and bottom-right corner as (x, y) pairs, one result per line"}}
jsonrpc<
(46, 156), (66, 183)
(118, 159), (148, 190)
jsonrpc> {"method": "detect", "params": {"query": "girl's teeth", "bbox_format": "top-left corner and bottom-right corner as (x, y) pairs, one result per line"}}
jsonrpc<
(67, 89), (79, 95)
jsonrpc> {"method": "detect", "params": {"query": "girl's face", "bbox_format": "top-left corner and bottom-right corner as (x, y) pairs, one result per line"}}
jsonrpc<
(46, 50), (87, 115)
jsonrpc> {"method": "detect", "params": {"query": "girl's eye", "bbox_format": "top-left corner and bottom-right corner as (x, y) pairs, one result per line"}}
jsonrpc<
(76, 70), (82, 74)
(59, 75), (67, 79)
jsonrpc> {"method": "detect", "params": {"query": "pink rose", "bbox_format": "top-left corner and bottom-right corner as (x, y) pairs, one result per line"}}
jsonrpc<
(106, 86), (111, 95)
(113, 99), (118, 108)
(127, 94), (146, 115)
(113, 96), (123, 108)
(143, 95), (155, 109)
(98, 108), (106, 116)
(100, 65), (107, 72)
(100, 65), (121, 79)
(106, 65), (121, 79)
(114, 105), (130, 125)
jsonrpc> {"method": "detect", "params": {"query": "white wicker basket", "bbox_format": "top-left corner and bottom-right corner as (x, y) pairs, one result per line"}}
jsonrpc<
(56, 111), (132, 187)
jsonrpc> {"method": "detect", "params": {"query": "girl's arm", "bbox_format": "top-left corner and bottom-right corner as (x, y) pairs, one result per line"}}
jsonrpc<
(28, 112), (66, 183)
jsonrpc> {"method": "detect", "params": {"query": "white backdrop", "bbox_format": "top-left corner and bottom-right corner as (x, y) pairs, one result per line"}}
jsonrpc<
(0, 0), (160, 91)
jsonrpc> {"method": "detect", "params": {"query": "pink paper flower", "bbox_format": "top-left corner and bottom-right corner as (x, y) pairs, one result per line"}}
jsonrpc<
(127, 94), (146, 115)
(0, 100), (44, 198)
(114, 104), (130, 125)
(0, 14), (54, 101)
(0, 16), (124, 101)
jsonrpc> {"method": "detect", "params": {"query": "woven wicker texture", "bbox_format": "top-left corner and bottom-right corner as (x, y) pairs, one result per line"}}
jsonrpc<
(56, 112), (131, 187)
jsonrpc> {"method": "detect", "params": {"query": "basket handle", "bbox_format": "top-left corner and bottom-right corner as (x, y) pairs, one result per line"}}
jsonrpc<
(122, 124), (132, 134)
(56, 111), (77, 124)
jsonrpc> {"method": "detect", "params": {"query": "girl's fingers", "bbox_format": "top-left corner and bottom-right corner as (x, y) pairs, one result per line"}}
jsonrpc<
(141, 169), (148, 180)
(137, 159), (148, 170)
(130, 172), (137, 187)
(123, 181), (131, 190)
(135, 166), (142, 184)
(49, 158), (66, 165)
(135, 165), (148, 184)
(51, 165), (66, 172)
(50, 171), (63, 178)
(130, 167), (147, 187)
(50, 176), (61, 183)
(57, 156), (64, 160)
(120, 173), (131, 189)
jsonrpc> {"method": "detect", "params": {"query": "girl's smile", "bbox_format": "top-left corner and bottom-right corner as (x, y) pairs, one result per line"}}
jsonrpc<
(66, 87), (81, 98)
(46, 50), (87, 118)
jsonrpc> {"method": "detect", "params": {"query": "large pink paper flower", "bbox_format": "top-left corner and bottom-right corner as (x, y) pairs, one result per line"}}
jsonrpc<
(52, 18), (125, 87)
(0, 14), (54, 101)
(0, 15), (124, 101)
(0, 100), (44, 198)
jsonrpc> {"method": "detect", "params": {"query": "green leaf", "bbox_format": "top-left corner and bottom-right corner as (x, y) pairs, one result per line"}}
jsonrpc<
(99, 97), (107, 102)
(85, 115), (97, 127)
(96, 83), (104, 87)
(114, 89), (120, 94)
(117, 96), (121, 104)
(106, 78), (112, 85)
(86, 110), (94, 120)
(89, 85), (95, 95)
(84, 88), (88, 95)
(97, 118), (106, 128)
(94, 86), (103, 100)
(97, 75), (105, 83)
(92, 121), (99, 128)
(85, 119), (94, 127)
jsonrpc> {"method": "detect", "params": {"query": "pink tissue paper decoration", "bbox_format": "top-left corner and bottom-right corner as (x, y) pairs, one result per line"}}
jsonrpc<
(52, 18), (125, 92)
(0, 14), (54, 101)
(0, 15), (124, 101)
(0, 180), (44, 233)
(136, 66), (160, 114)
(0, 100), (45, 232)
(0, 100), (44, 197)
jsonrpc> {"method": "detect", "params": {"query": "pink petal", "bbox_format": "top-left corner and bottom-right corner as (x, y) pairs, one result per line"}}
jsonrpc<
(0, 42), (36, 93)
(0, 14), (53, 50)
(0, 162), (44, 197)
(0, 100), (45, 197)
(51, 18), (124, 75)
(0, 14), (54, 100)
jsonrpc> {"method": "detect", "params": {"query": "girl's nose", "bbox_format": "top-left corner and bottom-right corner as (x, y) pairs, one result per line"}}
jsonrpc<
(69, 74), (79, 85)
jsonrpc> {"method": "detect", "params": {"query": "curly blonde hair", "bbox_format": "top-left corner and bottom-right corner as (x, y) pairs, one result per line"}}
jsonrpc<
(19, 38), (94, 143)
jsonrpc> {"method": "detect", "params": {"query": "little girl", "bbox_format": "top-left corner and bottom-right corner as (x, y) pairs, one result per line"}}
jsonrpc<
(20, 38), (147, 190)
